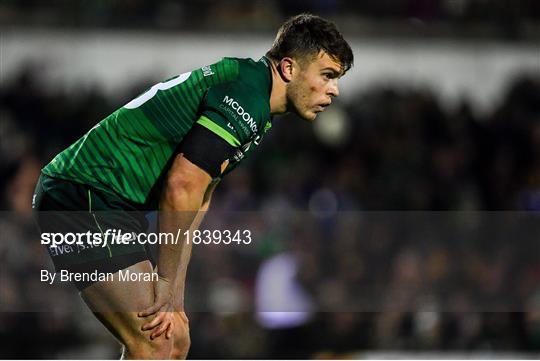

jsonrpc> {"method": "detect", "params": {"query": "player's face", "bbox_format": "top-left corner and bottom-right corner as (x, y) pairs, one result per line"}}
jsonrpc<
(287, 51), (342, 121)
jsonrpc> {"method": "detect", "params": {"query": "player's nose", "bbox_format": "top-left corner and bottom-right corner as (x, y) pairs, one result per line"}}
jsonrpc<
(328, 79), (339, 97)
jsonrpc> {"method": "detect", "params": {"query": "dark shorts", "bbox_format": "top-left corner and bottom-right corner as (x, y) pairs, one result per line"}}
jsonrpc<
(33, 173), (155, 291)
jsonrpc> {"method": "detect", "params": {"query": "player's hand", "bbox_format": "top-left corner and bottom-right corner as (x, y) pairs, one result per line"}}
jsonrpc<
(138, 276), (175, 340)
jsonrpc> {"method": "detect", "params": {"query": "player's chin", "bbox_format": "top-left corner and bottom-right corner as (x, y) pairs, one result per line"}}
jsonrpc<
(301, 110), (319, 122)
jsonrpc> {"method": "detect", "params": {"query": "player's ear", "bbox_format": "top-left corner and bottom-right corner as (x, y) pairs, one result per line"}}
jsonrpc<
(279, 57), (294, 82)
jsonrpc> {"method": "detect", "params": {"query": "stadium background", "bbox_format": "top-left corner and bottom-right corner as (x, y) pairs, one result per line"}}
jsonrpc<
(1, 0), (540, 358)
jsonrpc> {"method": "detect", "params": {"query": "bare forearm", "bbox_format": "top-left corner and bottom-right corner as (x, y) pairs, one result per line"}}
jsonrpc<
(171, 204), (206, 307)
(157, 187), (203, 283)
(157, 153), (222, 311)
(173, 179), (219, 306)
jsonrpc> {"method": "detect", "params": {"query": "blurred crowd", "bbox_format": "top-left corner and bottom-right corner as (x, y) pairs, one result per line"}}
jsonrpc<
(1, 61), (540, 358)
(1, 0), (540, 39)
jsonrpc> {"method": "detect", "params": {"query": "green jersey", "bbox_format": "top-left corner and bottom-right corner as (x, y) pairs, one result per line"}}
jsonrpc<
(42, 56), (273, 207)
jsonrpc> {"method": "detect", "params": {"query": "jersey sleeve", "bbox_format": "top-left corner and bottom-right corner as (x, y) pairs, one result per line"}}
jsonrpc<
(197, 81), (268, 147)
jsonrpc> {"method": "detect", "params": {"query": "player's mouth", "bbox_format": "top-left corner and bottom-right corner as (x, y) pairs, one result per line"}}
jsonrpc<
(317, 103), (331, 112)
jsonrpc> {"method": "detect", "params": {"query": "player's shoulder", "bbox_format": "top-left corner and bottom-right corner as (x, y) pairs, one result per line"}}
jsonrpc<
(201, 57), (272, 141)
(204, 56), (259, 82)
(234, 57), (271, 92)
(206, 57), (271, 111)
(207, 57), (240, 77)
(212, 56), (271, 95)
(213, 56), (259, 72)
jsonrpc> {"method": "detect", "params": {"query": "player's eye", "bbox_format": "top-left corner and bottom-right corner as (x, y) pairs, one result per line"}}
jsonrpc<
(322, 73), (333, 80)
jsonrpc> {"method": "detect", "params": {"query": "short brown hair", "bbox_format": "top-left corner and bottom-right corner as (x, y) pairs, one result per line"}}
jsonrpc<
(266, 13), (354, 73)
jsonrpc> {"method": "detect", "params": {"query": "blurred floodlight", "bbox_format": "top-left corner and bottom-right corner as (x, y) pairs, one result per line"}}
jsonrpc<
(313, 105), (349, 147)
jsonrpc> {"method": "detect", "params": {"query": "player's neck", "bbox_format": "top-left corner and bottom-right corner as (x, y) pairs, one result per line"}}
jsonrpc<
(268, 59), (288, 116)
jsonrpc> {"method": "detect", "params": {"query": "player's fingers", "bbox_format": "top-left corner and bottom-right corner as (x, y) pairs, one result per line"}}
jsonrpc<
(141, 307), (167, 330)
(142, 305), (168, 331)
(166, 321), (173, 339)
(151, 318), (171, 340)
(138, 301), (164, 317)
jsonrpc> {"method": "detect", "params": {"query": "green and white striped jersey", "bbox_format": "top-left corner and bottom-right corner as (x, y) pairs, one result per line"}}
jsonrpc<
(42, 56), (273, 207)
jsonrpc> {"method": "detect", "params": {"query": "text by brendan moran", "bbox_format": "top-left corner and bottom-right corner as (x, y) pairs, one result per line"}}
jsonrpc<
(41, 269), (158, 285)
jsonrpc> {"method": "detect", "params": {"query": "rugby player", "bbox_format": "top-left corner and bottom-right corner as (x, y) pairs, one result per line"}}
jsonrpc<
(33, 14), (353, 359)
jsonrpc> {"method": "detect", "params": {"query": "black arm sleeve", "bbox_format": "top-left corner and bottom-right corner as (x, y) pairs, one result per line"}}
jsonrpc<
(177, 123), (237, 179)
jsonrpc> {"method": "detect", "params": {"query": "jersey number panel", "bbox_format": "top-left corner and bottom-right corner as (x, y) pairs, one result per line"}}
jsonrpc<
(124, 72), (192, 109)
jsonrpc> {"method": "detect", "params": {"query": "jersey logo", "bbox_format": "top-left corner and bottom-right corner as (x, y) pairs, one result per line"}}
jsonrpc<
(202, 65), (214, 77)
(221, 95), (258, 134)
(232, 149), (244, 162)
(253, 135), (262, 146)
(232, 141), (253, 162)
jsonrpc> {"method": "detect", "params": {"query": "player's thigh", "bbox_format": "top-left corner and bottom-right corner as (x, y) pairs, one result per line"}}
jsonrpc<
(80, 260), (163, 348)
